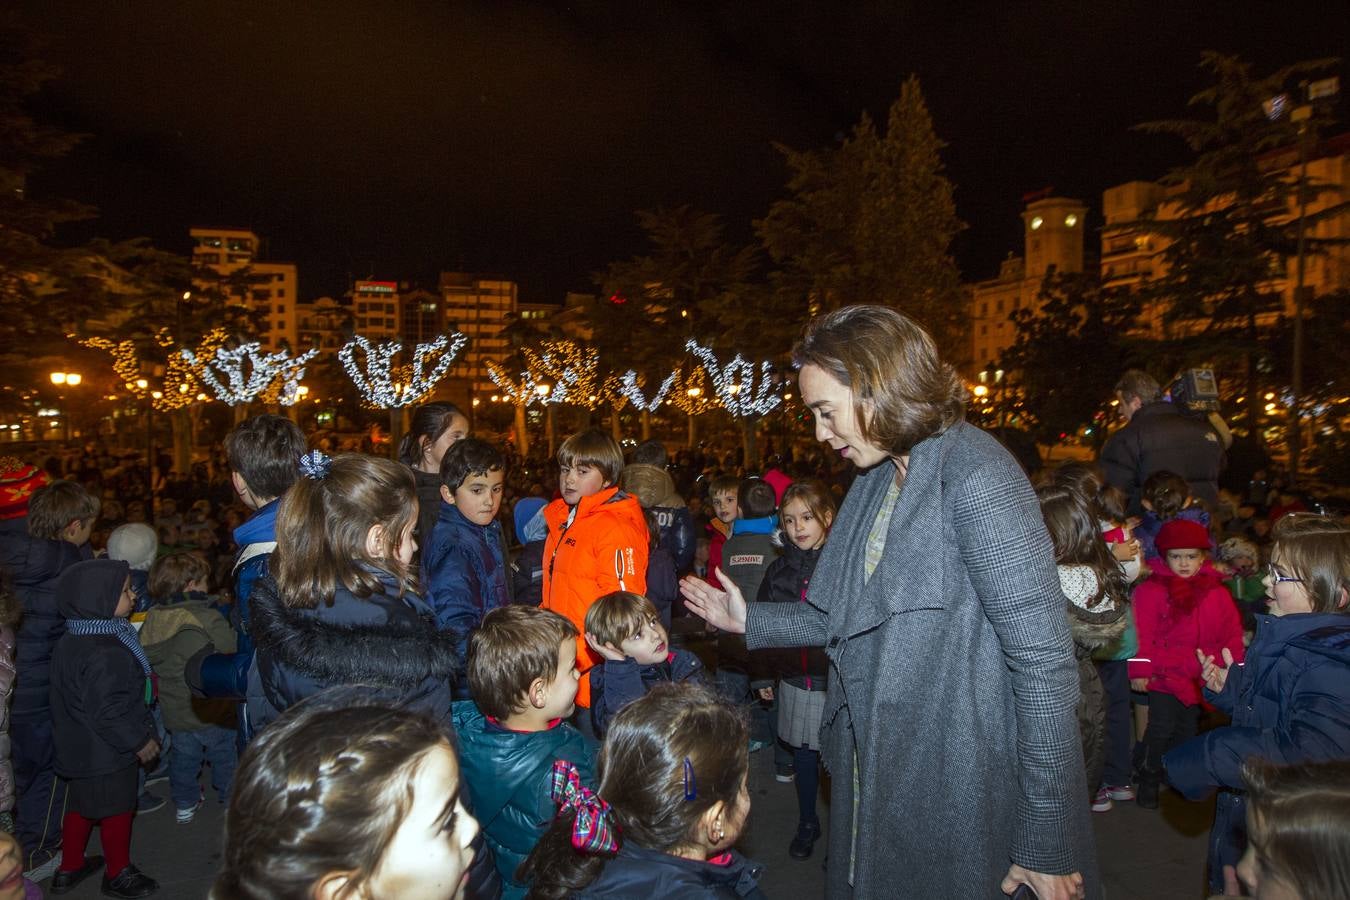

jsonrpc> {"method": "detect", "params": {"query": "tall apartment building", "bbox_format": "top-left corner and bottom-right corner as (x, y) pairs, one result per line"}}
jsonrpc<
(190, 227), (299, 351)
(969, 196), (1088, 369)
(351, 280), (401, 341)
(439, 272), (518, 393)
(400, 287), (445, 344)
(296, 296), (352, 353)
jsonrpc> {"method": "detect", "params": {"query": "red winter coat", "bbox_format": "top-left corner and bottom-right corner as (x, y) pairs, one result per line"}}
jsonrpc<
(1128, 561), (1245, 706)
(542, 486), (648, 707)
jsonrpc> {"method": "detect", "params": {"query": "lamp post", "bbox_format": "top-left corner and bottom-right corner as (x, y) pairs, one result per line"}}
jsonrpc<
(979, 366), (1006, 428)
(49, 371), (82, 442)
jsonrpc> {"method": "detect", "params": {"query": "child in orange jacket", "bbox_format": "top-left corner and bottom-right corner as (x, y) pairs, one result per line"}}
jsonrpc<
(541, 430), (648, 719)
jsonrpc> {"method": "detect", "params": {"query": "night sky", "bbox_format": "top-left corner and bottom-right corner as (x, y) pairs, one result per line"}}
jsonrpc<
(20, 1), (1348, 304)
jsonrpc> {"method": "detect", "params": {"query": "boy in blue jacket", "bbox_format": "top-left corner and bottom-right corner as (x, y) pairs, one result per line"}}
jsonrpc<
(423, 438), (511, 699)
(585, 590), (706, 736)
(1165, 514), (1350, 896)
(453, 606), (594, 899)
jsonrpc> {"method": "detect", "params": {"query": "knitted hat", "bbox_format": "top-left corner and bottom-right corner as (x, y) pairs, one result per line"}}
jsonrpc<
(106, 523), (159, 572)
(1155, 519), (1212, 554)
(0, 458), (51, 520)
(1217, 536), (1259, 563)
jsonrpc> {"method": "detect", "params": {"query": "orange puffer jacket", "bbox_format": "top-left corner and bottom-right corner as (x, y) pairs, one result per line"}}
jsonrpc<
(542, 486), (649, 707)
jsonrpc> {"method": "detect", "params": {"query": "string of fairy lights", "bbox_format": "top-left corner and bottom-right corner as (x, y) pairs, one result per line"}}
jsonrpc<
(71, 327), (787, 419)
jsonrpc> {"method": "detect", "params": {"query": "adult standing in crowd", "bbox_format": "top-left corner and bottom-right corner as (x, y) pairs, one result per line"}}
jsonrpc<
(682, 305), (1097, 899)
(399, 402), (470, 554)
(1099, 370), (1225, 516)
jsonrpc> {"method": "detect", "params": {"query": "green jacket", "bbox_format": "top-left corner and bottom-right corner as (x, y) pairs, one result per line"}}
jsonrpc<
(140, 593), (237, 732)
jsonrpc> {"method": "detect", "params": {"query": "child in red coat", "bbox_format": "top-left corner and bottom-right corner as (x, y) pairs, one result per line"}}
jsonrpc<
(1129, 518), (1245, 809)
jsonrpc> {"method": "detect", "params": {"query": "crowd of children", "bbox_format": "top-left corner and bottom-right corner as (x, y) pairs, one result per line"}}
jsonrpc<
(0, 404), (1348, 898)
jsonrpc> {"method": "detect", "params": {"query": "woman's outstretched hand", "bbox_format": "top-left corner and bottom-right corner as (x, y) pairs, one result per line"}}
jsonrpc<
(679, 568), (747, 635)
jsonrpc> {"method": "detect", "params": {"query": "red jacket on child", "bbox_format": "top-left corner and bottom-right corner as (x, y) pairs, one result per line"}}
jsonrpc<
(1128, 560), (1245, 706)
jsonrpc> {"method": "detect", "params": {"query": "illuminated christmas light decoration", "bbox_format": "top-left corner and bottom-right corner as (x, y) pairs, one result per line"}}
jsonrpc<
(339, 333), (468, 408)
(617, 370), (676, 413)
(181, 343), (320, 407)
(685, 340), (781, 417)
(485, 361), (546, 407)
(666, 364), (720, 416)
(82, 327), (227, 411)
(521, 340), (601, 408)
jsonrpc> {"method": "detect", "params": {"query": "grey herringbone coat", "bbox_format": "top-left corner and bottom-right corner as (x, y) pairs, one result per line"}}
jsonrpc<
(747, 422), (1100, 899)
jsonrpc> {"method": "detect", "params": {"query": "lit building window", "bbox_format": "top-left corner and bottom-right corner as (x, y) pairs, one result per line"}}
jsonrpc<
(1030, 216), (1044, 230)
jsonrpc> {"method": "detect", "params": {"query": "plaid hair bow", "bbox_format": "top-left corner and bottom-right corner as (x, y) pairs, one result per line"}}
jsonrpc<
(550, 759), (617, 854)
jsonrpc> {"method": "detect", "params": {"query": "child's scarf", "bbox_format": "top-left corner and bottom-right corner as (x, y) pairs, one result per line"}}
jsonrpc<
(65, 618), (153, 675)
(1158, 567), (1223, 616)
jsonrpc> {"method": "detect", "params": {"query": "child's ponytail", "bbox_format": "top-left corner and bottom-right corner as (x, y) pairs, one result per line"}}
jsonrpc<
(1142, 470), (1190, 520)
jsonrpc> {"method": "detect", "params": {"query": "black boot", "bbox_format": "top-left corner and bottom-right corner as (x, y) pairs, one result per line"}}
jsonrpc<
(1136, 771), (1161, 810)
(789, 819), (821, 860)
(102, 863), (158, 899)
(49, 855), (103, 895)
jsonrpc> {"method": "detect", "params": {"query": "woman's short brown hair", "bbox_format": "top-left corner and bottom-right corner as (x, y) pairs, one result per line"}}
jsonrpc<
(1272, 514), (1350, 615)
(147, 551), (210, 602)
(793, 304), (966, 456)
(468, 606), (578, 720)
(557, 429), (625, 488)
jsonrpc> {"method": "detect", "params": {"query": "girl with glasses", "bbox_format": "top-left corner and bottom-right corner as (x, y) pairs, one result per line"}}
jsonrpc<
(1164, 513), (1350, 897)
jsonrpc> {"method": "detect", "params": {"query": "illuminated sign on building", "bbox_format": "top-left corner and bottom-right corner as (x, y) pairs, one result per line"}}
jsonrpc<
(355, 281), (398, 294)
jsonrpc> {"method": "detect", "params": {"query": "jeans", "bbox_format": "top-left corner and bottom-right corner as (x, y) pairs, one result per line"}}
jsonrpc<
(167, 725), (237, 810)
(1097, 660), (1133, 787)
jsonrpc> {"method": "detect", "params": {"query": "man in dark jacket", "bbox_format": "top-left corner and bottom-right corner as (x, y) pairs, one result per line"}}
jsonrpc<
(0, 463), (89, 874)
(620, 441), (696, 575)
(1099, 370), (1225, 515)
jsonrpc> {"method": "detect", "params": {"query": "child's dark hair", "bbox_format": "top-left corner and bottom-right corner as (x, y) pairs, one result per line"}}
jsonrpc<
(738, 478), (776, 520)
(224, 414), (307, 501)
(585, 591), (661, 651)
(148, 551), (210, 603)
(1242, 757), (1350, 900)
(629, 440), (668, 468)
(520, 684), (748, 898)
(214, 690), (454, 900)
(271, 454), (418, 610)
(26, 481), (100, 540)
(1142, 470), (1190, 520)
(708, 475), (739, 499)
(1045, 460), (1126, 525)
(1036, 484), (1130, 609)
(779, 480), (837, 532)
(398, 402), (467, 468)
(468, 606), (578, 721)
(439, 437), (505, 492)
(557, 429), (625, 487)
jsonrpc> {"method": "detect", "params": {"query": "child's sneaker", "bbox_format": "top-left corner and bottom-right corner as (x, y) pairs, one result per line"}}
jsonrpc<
(775, 764), (796, 783)
(1090, 787), (1113, 813)
(1103, 783), (1136, 802)
(176, 791), (204, 825)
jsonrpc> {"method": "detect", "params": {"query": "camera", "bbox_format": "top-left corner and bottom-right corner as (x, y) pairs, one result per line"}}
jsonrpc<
(1166, 368), (1221, 414)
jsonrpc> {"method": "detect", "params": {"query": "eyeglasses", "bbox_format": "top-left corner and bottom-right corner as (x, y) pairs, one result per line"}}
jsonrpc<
(1267, 563), (1303, 585)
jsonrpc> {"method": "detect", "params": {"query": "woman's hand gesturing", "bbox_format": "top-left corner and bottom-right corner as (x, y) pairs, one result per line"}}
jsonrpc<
(679, 568), (747, 635)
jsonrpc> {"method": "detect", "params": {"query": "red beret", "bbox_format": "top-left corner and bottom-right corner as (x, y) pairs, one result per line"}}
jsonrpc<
(1155, 519), (1211, 554)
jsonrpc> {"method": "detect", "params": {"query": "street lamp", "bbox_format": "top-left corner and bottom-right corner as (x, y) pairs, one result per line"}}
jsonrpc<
(49, 371), (82, 441)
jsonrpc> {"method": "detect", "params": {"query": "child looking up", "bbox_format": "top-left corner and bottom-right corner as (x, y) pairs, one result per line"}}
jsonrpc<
(423, 438), (510, 698)
(138, 552), (237, 825)
(1129, 518), (1245, 809)
(214, 692), (480, 900)
(1037, 484), (1130, 806)
(453, 605), (595, 899)
(1165, 514), (1350, 896)
(49, 559), (159, 898)
(247, 452), (459, 731)
(521, 684), (765, 899)
(585, 591), (706, 736)
(756, 479), (836, 860)
(541, 430), (648, 720)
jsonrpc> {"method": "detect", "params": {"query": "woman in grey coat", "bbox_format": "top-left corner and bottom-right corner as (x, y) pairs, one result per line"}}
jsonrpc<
(682, 305), (1098, 900)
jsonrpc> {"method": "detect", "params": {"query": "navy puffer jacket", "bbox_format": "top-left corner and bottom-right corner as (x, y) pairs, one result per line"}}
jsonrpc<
(1165, 613), (1350, 894)
(0, 517), (82, 719)
(576, 843), (766, 899)
(245, 572), (459, 732)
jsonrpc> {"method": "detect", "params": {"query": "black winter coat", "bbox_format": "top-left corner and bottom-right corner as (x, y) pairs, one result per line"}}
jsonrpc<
(246, 573), (459, 731)
(0, 517), (83, 719)
(1099, 401), (1225, 514)
(49, 560), (155, 780)
(589, 648), (706, 736)
(754, 541), (828, 690)
(576, 843), (766, 899)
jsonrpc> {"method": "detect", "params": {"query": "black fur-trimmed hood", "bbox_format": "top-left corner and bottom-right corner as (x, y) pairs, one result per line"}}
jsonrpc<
(249, 574), (460, 690)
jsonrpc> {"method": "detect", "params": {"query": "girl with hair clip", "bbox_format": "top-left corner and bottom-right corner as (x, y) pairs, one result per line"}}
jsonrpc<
(399, 402), (470, 555)
(1136, 470), (1212, 563)
(1036, 484), (1130, 805)
(1233, 758), (1350, 900)
(245, 451), (461, 731)
(754, 479), (837, 861)
(213, 690), (481, 900)
(520, 683), (766, 899)
(1166, 514), (1350, 897)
